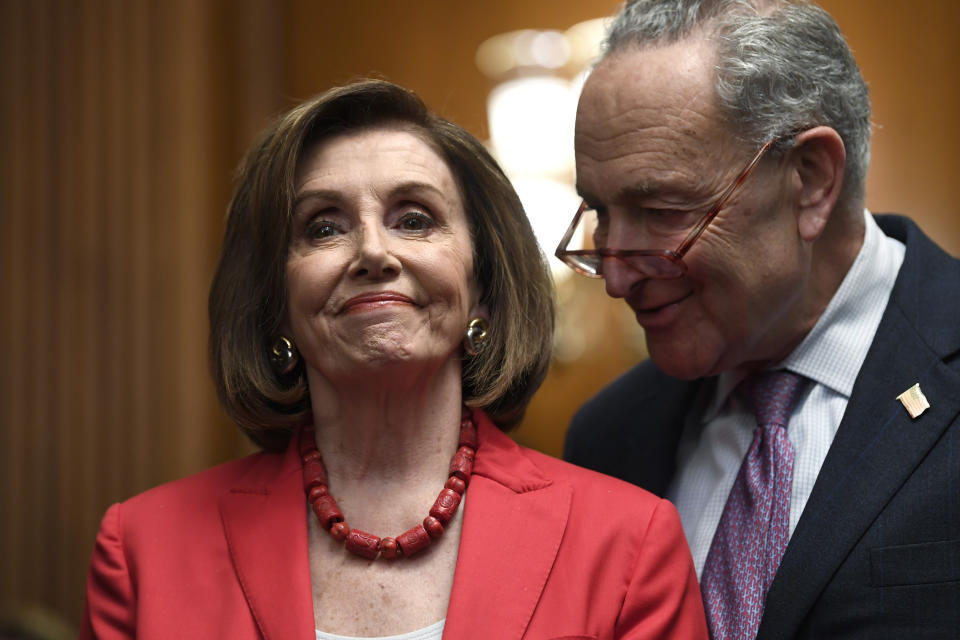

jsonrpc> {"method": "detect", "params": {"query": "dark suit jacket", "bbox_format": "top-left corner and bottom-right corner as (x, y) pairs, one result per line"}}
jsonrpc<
(82, 410), (707, 639)
(565, 215), (960, 639)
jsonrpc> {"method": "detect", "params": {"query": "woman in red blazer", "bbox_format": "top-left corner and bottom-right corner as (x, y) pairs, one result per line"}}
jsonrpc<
(82, 80), (707, 640)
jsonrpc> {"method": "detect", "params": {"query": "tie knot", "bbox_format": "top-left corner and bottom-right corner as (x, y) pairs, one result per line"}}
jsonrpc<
(738, 370), (806, 430)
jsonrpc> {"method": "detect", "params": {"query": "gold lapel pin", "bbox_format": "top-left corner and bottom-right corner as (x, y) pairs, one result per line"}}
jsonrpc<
(897, 383), (930, 419)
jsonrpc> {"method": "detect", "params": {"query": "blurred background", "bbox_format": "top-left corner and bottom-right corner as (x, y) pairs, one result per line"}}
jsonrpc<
(1, 0), (958, 633)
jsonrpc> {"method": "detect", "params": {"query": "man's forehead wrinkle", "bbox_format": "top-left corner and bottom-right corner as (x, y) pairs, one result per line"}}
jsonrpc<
(576, 103), (674, 143)
(576, 124), (681, 170)
(676, 83), (715, 124)
(574, 42), (731, 204)
(576, 87), (717, 156)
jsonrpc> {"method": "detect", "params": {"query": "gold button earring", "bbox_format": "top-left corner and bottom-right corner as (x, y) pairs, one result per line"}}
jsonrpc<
(270, 336), (299, 375)
(463, 318), (489, 356)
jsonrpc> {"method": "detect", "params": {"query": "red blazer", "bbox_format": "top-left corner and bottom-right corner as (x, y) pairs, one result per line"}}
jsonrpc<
(82, 412), (707, 639)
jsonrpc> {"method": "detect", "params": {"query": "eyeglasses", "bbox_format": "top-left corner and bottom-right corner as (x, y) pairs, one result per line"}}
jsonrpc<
(555, 135), (785, 279)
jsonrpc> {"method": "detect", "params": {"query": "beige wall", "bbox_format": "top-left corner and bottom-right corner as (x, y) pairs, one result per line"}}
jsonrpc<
(2, 0), (957, 632)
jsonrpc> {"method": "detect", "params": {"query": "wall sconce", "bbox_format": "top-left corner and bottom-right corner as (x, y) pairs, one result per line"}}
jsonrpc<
(476, 19), (607, 281)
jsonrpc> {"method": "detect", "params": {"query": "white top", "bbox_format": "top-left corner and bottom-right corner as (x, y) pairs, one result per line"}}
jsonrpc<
(667, 209), (906, 576)
(316, 620), (445, 640)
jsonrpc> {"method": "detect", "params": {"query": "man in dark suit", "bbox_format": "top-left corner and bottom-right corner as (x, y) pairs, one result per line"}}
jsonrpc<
(560, 1), (960, 638)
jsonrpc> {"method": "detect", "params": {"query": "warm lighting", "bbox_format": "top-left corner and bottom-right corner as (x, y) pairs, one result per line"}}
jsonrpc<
(476, 29), (571, 78)
(508, 176), (581, 267)
(477, 20), (605, 281)
(487, 76), (576, 178)
(564, 18), (608, 69)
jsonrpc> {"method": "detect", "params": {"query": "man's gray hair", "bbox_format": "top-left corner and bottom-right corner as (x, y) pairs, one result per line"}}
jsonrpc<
(603, 0), (871, 206)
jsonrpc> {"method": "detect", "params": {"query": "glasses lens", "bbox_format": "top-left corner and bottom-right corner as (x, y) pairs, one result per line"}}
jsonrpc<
(558, 205), (690, 279)
(559, 252), (602, 277)
(605, 254), (685, 278)
(577, 205), (702, 251)
(558, 251), (685, 278)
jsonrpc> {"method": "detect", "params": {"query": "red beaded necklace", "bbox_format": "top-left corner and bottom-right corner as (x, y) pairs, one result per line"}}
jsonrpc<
(299, 407), (478, 560)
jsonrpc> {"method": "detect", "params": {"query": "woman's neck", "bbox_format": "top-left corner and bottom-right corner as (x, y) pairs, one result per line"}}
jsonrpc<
(304, 356), (465, 483)
(301, 357), (467, 536)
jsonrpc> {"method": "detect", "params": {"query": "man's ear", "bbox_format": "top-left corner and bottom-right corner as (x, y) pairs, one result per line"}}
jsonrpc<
(789, 126), (846, 242)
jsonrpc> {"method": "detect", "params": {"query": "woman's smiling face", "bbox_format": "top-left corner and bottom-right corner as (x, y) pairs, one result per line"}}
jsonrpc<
(284, 126), (479, 382)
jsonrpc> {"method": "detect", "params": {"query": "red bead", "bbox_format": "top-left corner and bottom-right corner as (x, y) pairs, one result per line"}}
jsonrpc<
(330, 521), (350, 541)
(429, 488), (462, 525)
(445, 476), (466, 494)
(459, 420), (478, 450)
(303, 458), (328, 490)
(312, 494), (343, 529)
(396, 525), (431, 556)
(345, 529), (381, 559)
(300, 405), (478, 561)
(449, 446), (475, 481)
(423, 516), (444, 539)
(307, 484), (328, 502)
(380, 537), (399, 559)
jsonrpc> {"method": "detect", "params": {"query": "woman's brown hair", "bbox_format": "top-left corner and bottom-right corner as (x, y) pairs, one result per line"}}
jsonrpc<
(209, 80), (555, 451)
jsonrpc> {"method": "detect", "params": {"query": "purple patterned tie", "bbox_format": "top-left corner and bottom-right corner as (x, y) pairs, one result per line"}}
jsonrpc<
(700, 370), (806, 640)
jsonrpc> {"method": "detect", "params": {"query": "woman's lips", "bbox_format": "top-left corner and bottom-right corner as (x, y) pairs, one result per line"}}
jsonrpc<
(340, 292), (416, 314)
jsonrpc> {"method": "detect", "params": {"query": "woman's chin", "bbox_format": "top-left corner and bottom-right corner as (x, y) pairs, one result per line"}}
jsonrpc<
(322, 346), (460, 381)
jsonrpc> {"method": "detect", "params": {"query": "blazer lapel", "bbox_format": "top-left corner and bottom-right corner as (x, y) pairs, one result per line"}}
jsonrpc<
(759, 215), (960, 639)
(219, 436), (316, 639)
(443, 415), (572, 640)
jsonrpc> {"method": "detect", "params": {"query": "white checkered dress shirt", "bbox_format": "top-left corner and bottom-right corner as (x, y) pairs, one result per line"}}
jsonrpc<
(668, 210), (906, 576)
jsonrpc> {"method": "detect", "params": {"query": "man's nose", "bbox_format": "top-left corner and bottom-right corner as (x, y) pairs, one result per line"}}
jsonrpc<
(599, 213), (647, 297)
(602, 255), (644, 298)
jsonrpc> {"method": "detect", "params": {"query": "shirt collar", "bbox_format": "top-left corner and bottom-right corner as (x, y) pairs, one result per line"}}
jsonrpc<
(701, 209), (905, 422)
(781, 208), (904, 396)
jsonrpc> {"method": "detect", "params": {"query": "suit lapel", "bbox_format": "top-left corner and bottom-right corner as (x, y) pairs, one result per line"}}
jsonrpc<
(219, 436), (315, 639)
(570, 363), (704, 497)
(634, 372), (708, 496)
(443, 415), (572, 640)
(759, 215), (960, 639)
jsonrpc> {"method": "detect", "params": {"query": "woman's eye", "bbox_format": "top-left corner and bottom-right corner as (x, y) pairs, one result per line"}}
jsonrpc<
(397, 210), (434, 232)
(306, 219), (338, 240)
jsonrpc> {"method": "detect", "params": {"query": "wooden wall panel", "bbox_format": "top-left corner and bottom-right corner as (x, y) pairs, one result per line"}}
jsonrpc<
(0, 0), (284, 631)
(2, 0), (957, 633)
(822, 0), (960, 255)
(285, 0), (623, 140)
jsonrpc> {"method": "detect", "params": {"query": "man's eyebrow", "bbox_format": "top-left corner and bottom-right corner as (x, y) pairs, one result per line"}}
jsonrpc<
(576, 181), (666, 206)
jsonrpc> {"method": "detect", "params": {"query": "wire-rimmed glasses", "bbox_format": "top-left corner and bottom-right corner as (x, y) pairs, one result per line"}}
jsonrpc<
(555, 136), (786, 279)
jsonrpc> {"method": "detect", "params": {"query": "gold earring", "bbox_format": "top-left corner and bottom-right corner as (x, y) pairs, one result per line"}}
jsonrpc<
(464, 317), (489, 356)
(270, 336), (299, 375)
